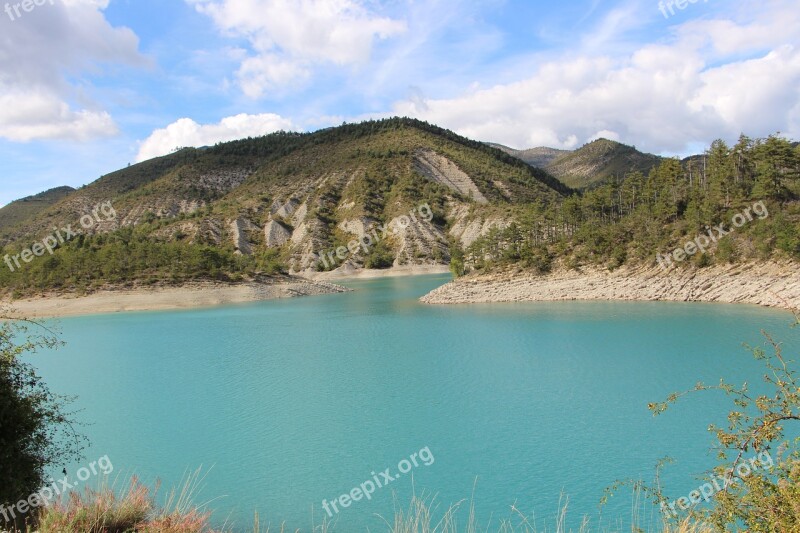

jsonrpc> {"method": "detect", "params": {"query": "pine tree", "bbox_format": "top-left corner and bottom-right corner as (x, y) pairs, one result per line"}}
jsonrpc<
(752, 135), (799, 200)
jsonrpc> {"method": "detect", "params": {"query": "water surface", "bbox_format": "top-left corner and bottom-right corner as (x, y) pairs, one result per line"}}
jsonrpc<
(31, 274), (798, 531)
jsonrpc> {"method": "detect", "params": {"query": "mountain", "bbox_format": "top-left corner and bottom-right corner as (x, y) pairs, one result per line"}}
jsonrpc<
(545, 139), (662, 188)
(0, 186), (75, 237)
(487, 144), (570, 168)
(0, 118), (570, 293)
(2, 122), (798, 298)
(496, 138), (662, 189)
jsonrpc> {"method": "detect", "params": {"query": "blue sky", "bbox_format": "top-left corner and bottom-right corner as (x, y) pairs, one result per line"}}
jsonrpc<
(1, 0), (798, 206)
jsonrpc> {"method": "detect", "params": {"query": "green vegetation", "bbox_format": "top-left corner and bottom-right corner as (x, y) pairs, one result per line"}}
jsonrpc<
(0, 118), (572, 294)
(1, 121), (799, 298)
(364, 240), (395, 269)
(0, 227), (286, 298)
(462, 134), (800, 276)
(0, 314), (84, 531)
(0, 187), (75, 240)
(546, 138), (662, 189)
(594, 310), (800, 533)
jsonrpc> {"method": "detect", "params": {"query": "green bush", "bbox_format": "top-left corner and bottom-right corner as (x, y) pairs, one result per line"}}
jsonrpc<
(0, 317), (84, 530)
(364, 241), (394, 269)
(715, 236), (738, 264)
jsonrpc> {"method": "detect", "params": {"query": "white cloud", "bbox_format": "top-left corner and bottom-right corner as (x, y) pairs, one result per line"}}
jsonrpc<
(136, 113), (296, 161)
(391, 0), (800, 154)
(188, 0), (406, 97)
(0, 0), (143, 142)
(237, 54), (311, 97)
(0, 89), (117, 141)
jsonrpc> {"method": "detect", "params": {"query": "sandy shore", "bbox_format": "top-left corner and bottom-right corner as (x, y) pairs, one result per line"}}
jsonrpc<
(3, 279), (351, 318)
(306, 263), (451, 281)
(420, 261), (800, 309)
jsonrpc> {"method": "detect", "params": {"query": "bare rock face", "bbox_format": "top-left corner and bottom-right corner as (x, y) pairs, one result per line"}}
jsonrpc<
(152, 221), (200, 241)
(338, 218), (372, 241)
(264, 220), (292, 248)
(413, 149), (488, 204)
(229, 217), (260, 255)
(288, 219), (329, 272)
(291, 203), (308, 227)
(198, 218), (223, 246)
(290, 221), (309, 246)
(448, 203), (510, 248)
(388, 215), (449, 267)
(123, 200), (205, 226)
(337, 200), (356, 212)
(193, 169), (251, 194)
(271, 198), (300, 219)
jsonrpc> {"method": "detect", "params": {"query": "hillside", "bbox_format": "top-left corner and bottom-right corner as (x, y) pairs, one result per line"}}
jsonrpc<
(542, 139), (662, 188)
(3, 122), (797, 300)
(487, 144), (570, 169)
(492, 139), (662, 189)
(0, 118), (570, 296)
(0, 186), (75, 237)
(443, 134), (800, 287)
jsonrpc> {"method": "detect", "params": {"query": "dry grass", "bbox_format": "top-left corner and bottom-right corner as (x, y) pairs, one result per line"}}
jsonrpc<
(376, 488), (714, 533)
(12, 470), (221, 533)
(1, 478), (719, 533)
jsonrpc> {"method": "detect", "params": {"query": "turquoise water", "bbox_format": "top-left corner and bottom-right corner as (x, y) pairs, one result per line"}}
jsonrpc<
(29, 274), (799, 531)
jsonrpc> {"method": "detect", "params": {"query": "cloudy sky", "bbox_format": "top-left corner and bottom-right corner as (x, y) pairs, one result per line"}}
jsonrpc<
(1, 0), (798, 206)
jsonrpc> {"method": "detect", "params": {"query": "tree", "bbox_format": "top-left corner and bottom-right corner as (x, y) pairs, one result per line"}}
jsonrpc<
(752, 135), (799, 200)
(732, 134), (756, 199)
(651, 158), (683, 221)
(602, 311), (800, 532)
(449, 242), (466, 278)
(706, 139), (734, 209)
(646, 310), (800, 531)
(620, 171), (644, 214)
(0, 313), (84, 529)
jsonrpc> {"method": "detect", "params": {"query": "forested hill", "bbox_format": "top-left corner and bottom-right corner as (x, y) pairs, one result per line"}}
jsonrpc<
(455, 135), (800, 277)
(494, 138), (663, 189)
(0, 118), (569, 296)
(0, 186), (75, 231)
(0, 120), (798, 297)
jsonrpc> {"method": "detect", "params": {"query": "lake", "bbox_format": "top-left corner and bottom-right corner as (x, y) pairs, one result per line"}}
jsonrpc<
(30, 274), (798, 531)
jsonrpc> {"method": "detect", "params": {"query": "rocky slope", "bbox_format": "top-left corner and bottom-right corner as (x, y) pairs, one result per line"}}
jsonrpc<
(420, 261), (800, 309)
(0, 119), (569, 284)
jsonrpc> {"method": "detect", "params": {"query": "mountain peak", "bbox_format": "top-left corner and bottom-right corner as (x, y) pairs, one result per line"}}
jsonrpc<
(497, 137), (660, 189)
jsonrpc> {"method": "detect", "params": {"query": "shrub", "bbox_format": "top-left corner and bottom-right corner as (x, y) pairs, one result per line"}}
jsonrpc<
(645, 310), (800, 532)
(364, 241), (394, 269)
(0, 314), (84, 531)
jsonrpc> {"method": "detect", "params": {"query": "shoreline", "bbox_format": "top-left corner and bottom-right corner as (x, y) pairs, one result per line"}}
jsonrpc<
(8, 260), (797, 318)
(305, 264), (451, 281)
(420, 261), (800, 310)
(2, 279), (351, 319)
(0, 265), (450, 319)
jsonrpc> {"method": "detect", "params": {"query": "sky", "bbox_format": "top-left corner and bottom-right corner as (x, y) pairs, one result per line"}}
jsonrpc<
(0, 0), (799, 207)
